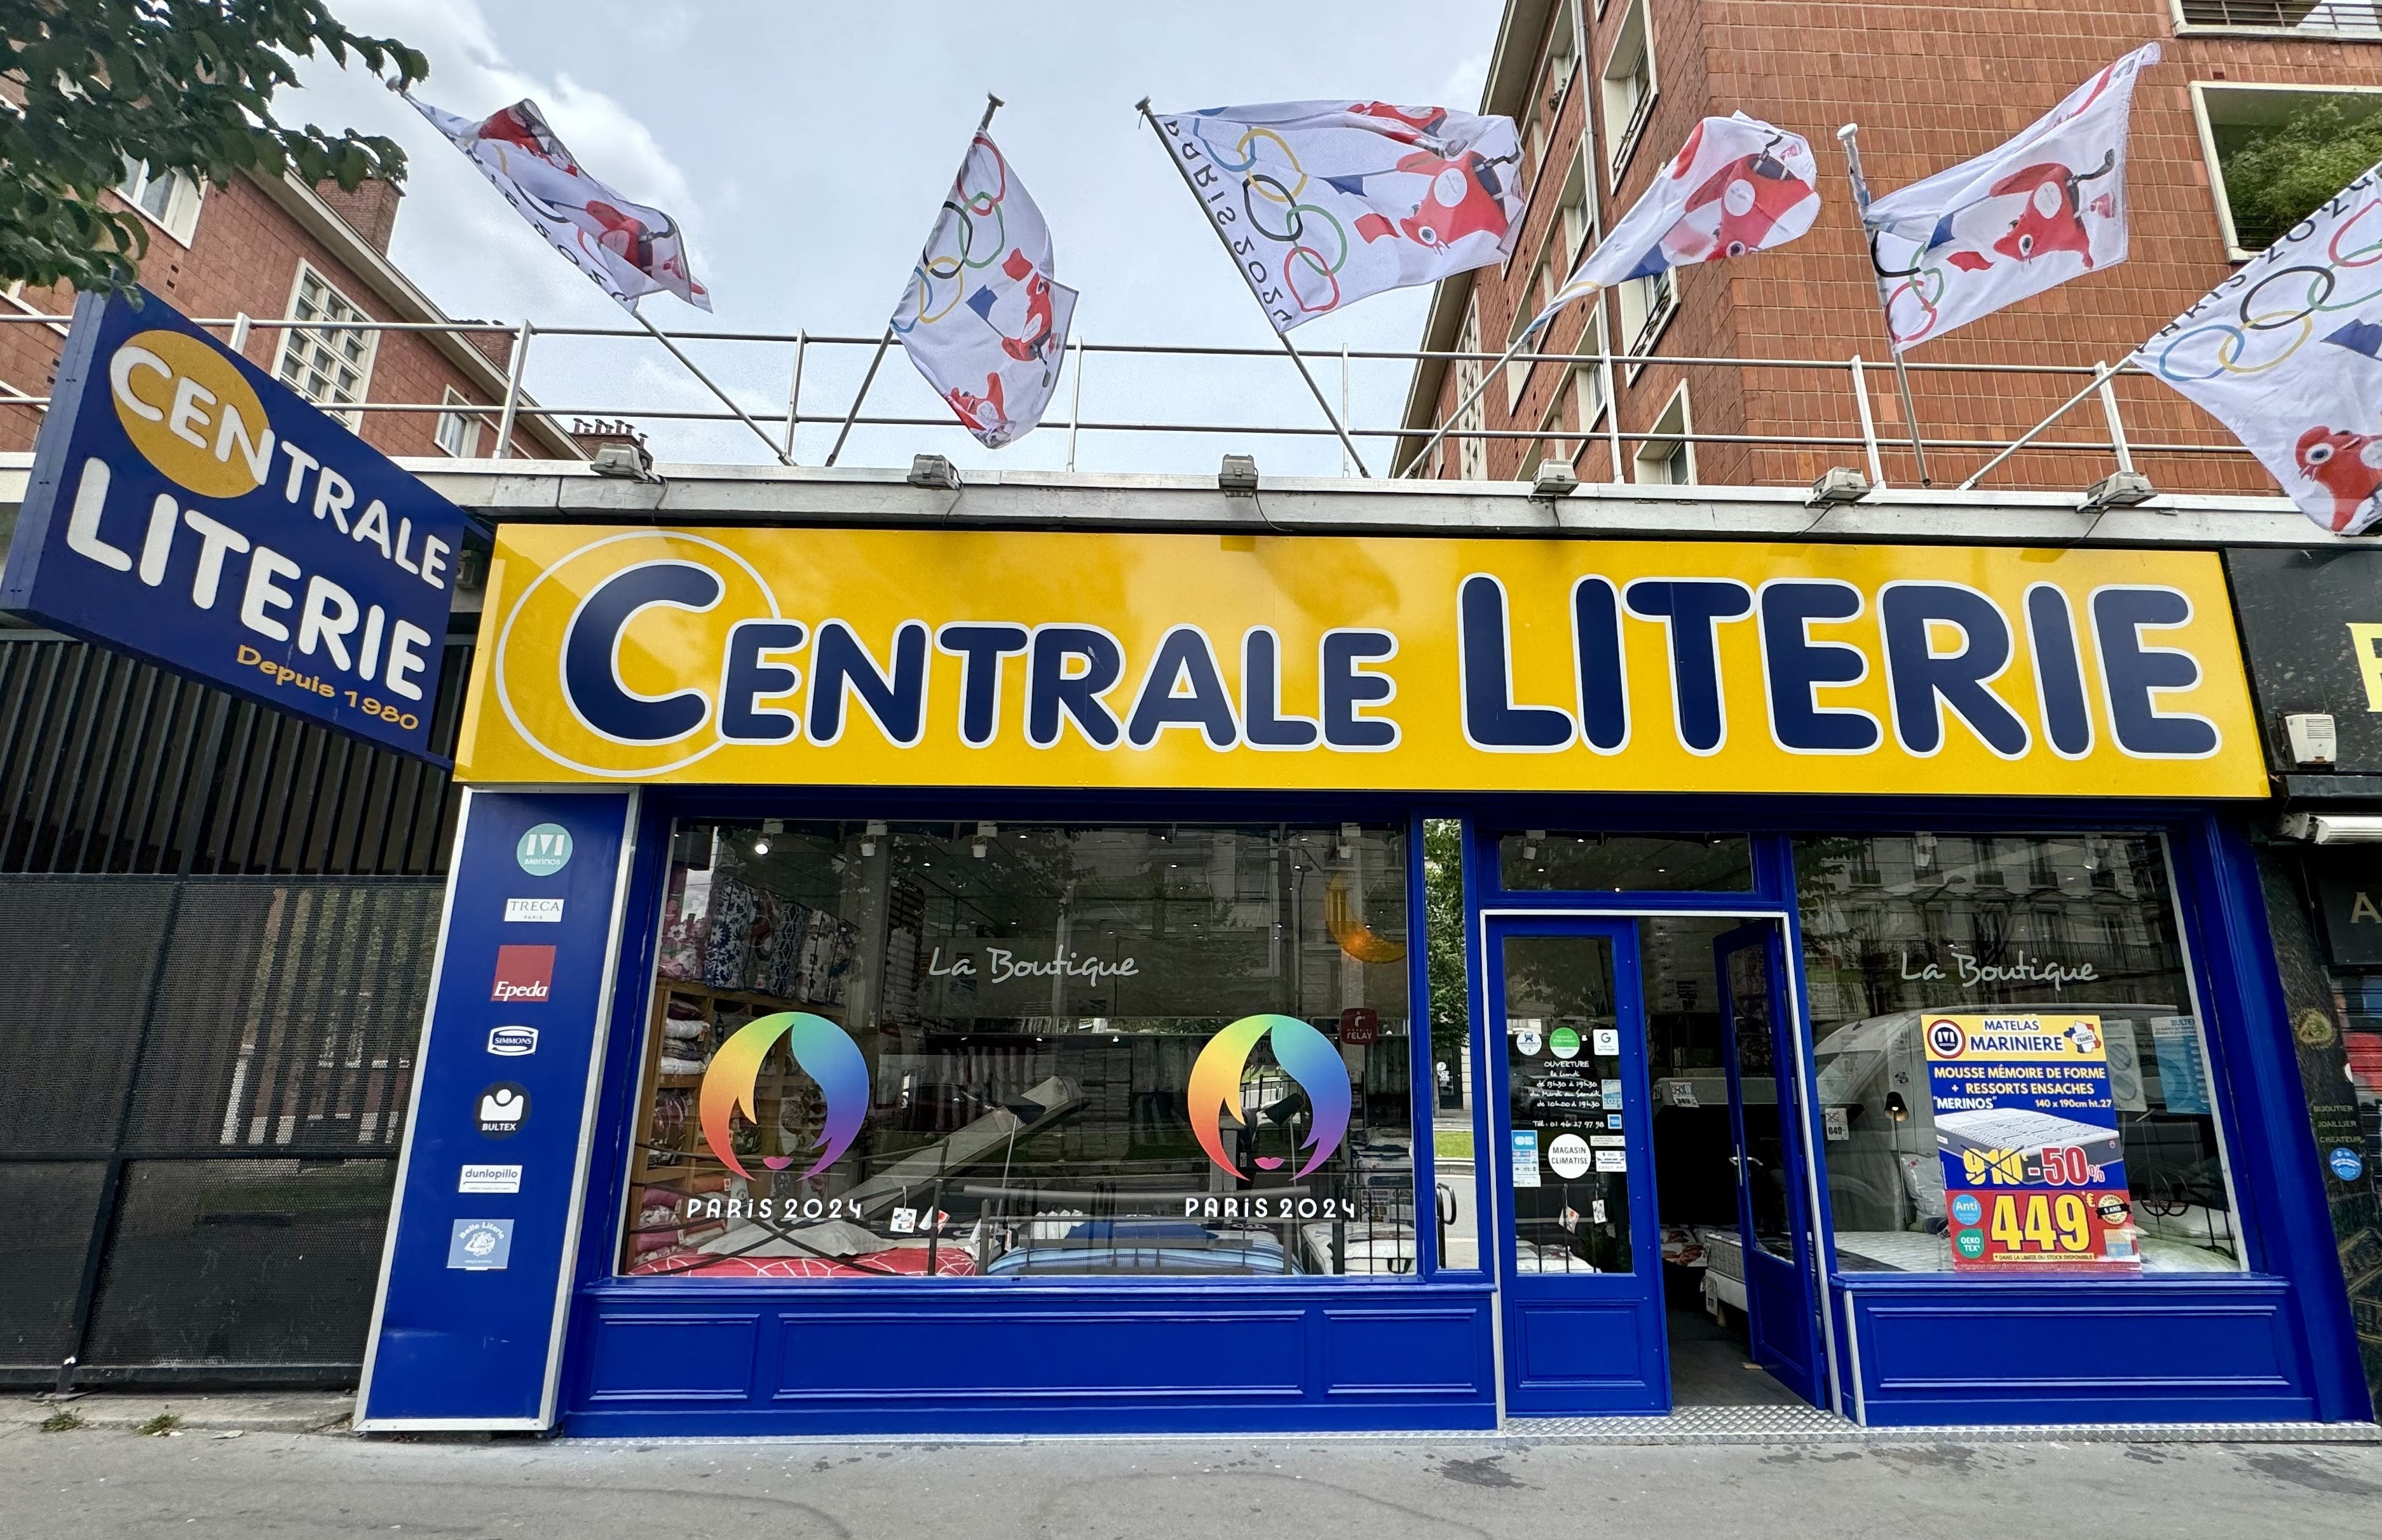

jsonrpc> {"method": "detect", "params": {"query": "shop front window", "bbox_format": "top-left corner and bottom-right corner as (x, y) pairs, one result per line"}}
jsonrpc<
(622, 820), (1416, 1280)
(1796, 833), (2243, 1276)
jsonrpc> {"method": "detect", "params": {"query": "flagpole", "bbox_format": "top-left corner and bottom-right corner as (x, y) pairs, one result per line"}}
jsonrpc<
(827, 94), (1008, 470)
(1835, 125), (1932, 486)
(1134, 97), (1373, 478)
(631, 306), (794, 467)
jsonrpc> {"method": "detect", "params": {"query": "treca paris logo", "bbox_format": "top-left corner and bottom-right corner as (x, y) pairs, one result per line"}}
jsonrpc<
(698, 1011), (869, 1180)
(1187, 1013), (1352, 1180)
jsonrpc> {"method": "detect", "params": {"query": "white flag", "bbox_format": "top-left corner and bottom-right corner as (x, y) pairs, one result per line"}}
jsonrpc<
(1148, 100), (1523, 332)
(1861, 45), (2156, 351)
(892, 133), (1077, 449)
(1530, 114), (1820, 336)
(409, 95), (711, 313)
(2134, 157), (2382, 535)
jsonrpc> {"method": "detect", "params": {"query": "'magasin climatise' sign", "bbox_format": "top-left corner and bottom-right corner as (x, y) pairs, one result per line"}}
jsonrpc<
(461, 526), (2264, 796)
(1, 289), (468, 758)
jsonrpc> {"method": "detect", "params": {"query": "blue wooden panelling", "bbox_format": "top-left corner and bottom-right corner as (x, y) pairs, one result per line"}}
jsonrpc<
(562, 1283), (1498, 1435)
(1846, 1277), (2317, 1425)
(1321, 1307), (1486, 1396)
(583, 1313), (758, 1402)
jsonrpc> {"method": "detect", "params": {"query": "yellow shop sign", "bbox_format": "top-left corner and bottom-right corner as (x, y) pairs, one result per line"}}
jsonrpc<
(456, 526), (2264, 798)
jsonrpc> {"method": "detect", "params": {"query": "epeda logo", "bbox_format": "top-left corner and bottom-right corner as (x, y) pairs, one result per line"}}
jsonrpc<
(491, 944), (555, 1003)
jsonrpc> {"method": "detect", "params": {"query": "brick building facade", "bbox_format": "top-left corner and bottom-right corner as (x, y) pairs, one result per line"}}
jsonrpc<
(1401, 1), (2382, 494)
(1, 167), (578, 463)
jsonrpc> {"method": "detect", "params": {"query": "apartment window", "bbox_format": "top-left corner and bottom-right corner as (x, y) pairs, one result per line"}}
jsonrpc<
(1616, 267), (1675, 361)
(1634, 383), (1693, 486)
(1453, 297), (1489, 480)
(275, 266), (378, 426)
(2174, 1), (2382, 38)
(1556, 154), (1596, 273)
(435, 388), (484, 458)
(1505, 254), (1553, 407)
(1574, 308), (1612, 474)
(2193, 83), (2382, 256)
(1521, 389), (1568, 482)
(116, 160), (203, 245)
(1601, 0), (1657, 181)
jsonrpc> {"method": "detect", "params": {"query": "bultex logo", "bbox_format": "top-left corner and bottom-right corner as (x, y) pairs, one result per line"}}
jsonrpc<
(1187, 1013), (1352, 1179)
(699, 1011), (868, 1180)
(491, 944), (555, 1003)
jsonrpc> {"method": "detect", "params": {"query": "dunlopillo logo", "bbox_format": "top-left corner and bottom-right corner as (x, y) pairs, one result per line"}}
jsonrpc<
(1187, 1014), (1352, 1180)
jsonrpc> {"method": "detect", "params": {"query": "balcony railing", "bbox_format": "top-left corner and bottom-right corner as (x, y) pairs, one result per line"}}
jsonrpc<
(0, 310), (2292, 503)
(2177, 1), (2382, 36)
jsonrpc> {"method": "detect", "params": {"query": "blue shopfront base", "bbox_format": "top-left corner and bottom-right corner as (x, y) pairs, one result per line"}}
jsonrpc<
(559, 1279), (1499, 1436)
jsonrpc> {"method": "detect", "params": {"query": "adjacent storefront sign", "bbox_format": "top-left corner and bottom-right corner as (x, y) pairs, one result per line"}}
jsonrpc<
(1925, 1013), (2140, 1273)
(459, 526), (2263, 796)
(2311, 859), (2382, 968)
(2224, 548), (2382, 775)
(1, 288), (468, 759)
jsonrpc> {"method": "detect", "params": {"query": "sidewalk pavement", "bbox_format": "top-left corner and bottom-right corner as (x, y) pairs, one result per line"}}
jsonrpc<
(4, 1418), (2381, 1539)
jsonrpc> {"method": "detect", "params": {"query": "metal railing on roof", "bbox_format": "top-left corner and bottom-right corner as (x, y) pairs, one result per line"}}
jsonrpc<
(0, 309), (2271, 501)
(2177, 0), (2382, 36)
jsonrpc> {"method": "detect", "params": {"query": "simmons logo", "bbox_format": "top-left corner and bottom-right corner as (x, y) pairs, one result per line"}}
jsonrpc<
(486, 1025), (538, 1057)
(1187, 1014), (1352, 1180)
(698, 1011), (868, 1180)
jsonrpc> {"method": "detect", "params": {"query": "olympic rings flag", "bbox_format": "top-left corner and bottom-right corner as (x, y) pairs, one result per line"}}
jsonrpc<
(408, 95), (711, 314)
(892, 133), (1079, 449)
(2133, 154), (2382, 536)
(1528, 114), (1820, 336)
(1858, 45), (2156, 351)
(1147, 100), (1524, 332)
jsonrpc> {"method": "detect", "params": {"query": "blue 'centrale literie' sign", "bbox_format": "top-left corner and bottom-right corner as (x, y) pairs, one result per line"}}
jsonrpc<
(0, 287), (467, 760)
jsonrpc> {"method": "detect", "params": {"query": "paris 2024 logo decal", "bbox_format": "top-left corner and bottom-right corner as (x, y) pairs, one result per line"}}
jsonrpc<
(1187, 1014), (1351, 1179)
(698, 1011), (868, 1180)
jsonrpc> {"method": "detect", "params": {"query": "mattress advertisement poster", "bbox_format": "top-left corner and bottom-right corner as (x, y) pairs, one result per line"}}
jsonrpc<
(1924, 1013), (2141, 1273)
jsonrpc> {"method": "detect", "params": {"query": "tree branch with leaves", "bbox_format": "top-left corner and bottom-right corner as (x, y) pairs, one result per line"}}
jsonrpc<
(0, 0), (425, 295)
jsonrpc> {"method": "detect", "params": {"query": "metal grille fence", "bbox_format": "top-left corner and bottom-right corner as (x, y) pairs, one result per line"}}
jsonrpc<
(0, 632), (469, 1387)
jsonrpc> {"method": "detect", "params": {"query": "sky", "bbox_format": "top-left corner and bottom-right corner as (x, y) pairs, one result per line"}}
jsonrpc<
(294, 0), (1503, 474)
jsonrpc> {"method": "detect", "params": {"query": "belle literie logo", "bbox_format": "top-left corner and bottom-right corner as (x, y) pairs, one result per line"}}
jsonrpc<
(699, 1012), (869, 1180)
(516, 823), (573, 876)
(1187, 1014), (1352, 1179)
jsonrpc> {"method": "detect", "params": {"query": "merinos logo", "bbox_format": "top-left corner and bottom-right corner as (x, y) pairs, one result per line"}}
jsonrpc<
(698, 1011), (868, 1180)
(1188, 1013), (1351, 1180)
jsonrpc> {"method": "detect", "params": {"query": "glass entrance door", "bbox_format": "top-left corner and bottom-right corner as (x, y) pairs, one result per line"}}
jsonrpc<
(1713, 921), (1827, 1407)
(1487, 918), (1668, 1415)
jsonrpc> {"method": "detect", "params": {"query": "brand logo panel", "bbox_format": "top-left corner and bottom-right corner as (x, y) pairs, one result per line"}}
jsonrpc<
(465, 526), (2264, 798)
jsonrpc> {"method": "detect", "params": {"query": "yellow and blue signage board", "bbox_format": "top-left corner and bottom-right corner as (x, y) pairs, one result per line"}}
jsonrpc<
(460, 524), (2264, 797)
(1, 289), (468, 758)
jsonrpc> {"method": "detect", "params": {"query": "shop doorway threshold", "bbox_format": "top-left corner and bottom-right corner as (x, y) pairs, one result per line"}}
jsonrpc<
(1497, 1407), (2382, 1446)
